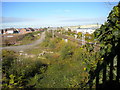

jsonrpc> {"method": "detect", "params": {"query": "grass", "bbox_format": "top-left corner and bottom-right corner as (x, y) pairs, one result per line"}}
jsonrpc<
(17, 31), (42, 45)
(2, 31), (99, 88)
(22, 31), (90, 88)
(2, 31), (43, 46)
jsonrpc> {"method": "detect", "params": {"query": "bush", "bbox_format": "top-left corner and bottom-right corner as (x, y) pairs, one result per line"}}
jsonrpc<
(37, 60), (88, 88)
(60, 42), (74, 60)
(2, 50), (17, 73)
(2, 50), (47, 88)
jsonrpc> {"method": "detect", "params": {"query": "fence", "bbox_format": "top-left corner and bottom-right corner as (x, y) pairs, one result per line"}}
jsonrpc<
(87, 39), (120, 89)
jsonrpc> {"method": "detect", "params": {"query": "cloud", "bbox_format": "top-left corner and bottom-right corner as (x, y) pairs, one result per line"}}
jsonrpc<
(60, 17), (106, 23)
(63, 9), (71, 13)
(54, 9), (71, 13)
(2, 17), (39, 23)
(1, 16), (107, 29)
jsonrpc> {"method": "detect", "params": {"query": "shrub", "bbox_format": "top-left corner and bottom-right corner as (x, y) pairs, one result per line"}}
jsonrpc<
(60, 42), (74, 60)
(2, 50), (17, 73)
(2, 50), (47, 88)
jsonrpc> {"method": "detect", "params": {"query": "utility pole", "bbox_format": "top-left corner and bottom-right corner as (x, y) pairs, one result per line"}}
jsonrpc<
(82, 28), (88, 45)
(52, 29), (54, 38)
(82, 31), (85, 45)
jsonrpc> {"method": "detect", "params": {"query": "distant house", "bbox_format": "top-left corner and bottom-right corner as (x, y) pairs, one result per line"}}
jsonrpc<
(38, 29), (44, 32)
(0, 29), (9, 34)
(3, 28), (19, 34)
(19, 28), (27, 34)
(6, 29), (14, 34)
(14, 29), (19, 33)
(33, 28), (39, 31)
(47, 27), (57, 31)
(63, 24), (101, 33)
(29, 28), (35, 32)
(0, 29), (4, 34)
(25, 28), (32, 32)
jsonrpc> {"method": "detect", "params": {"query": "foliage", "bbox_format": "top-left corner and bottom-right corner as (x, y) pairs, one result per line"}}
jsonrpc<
(60, 42), (74, 60)
(2, 50), (17, 73)
(34, 32), (99, 88)
(36, 59), (88, 88)
(17, 31), (42, 45)
(41, 31), (52, 47)
(41, 31), (62, 50)
(85, 33), (94, 42)
(2, 50), (47, 88)
(94, 2), (120, 57)
(88, 2), (120, 88)
(2, 26), (101, 88)
(77, 32), (82, 38)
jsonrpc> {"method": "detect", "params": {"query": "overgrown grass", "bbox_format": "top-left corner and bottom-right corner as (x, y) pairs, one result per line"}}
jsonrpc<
(25, 31), (99, 88)
(2, 31), (100, 88)
(17, 31), (42, 45)
(2, 31), (43, 46)
(2, 50), (47, 88)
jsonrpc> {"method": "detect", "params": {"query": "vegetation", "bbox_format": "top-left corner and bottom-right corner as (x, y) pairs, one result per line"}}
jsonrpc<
(2, 50), (47, 88)
(2, 30), (99, 88)
(94, 2), (120, 57)
(17, 31), (43, 45)
(85, 33), (94, 42)
(2, 2), (120, 89)
(88, 2), (120, 88)
(2, 31), (43, 46)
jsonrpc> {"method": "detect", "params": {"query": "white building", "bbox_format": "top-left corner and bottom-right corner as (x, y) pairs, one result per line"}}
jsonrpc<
(7, 29), (14, 34)
(76, 28), (95, 34)
(63, 24), (101, 34)
(47, 27), (58, 31)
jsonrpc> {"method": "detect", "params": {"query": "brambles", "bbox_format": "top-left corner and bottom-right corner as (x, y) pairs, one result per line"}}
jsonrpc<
(87, 2), (120, 88)
(94, 2), (120, 57)
(2, 27), (100, 88)
(2, 50), (47, 88)
(2, 29), (99, 88)
(60, 42), (74, 60)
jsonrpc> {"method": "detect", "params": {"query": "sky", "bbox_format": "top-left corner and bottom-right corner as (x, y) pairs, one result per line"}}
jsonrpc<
(1, 0), (120, 2)
(1, 2), (119, 28)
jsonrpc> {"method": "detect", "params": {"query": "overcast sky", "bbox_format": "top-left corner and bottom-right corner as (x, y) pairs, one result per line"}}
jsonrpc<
(1, 1), (119, 28)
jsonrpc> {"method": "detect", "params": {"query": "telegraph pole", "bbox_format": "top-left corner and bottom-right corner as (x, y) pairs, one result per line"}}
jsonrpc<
(82, 31), (85, 45)
(52, 29), (54, 38)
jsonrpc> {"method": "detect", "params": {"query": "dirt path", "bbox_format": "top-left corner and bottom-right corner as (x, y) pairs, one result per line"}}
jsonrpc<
(1, 32), (46, 52)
